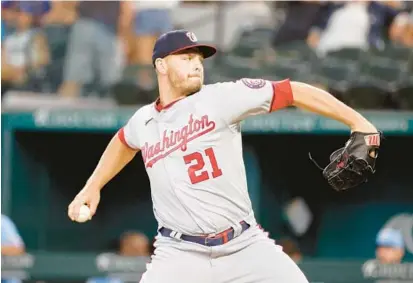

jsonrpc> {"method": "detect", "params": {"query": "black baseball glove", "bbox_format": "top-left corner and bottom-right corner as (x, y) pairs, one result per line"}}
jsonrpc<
(309, 132), (382, 191)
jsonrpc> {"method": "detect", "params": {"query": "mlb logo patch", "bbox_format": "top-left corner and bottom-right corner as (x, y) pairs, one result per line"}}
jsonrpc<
(364, 134), (380, 146)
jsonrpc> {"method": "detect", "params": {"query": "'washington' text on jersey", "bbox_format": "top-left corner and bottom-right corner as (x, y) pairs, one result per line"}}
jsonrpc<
(142, 114), (216, 168)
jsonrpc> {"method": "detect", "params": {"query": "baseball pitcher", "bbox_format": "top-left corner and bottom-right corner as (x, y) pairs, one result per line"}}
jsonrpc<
(68, 30), (381, 283)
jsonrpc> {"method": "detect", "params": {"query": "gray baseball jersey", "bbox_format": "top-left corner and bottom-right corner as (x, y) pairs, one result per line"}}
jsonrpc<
(118, 78), (293, 236)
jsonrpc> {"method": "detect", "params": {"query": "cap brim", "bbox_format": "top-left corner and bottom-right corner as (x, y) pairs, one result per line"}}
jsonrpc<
(376, 239), (403, 248)
(170, 44), (217, 59)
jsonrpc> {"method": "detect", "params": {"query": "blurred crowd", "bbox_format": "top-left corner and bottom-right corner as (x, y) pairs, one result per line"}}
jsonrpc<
(1, 0), (179, 101)
(264, 0), (413, 110)
(272, 0), (413, 52)
(1, 0), (413, 106)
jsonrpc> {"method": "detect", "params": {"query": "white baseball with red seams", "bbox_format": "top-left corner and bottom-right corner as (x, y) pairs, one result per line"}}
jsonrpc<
(75, 205), (91, 223)
(118, 78), (309, 283)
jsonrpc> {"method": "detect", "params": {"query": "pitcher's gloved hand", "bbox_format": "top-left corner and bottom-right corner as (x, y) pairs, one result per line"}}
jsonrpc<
(309, 132), (382, 191)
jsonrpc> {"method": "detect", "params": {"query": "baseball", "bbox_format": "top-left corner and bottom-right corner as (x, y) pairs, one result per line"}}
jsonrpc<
(75, 205), (91, 223)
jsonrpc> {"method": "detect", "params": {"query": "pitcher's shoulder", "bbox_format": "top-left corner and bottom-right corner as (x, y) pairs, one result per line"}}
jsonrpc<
(126, 103), (155, 125)
(197, 81), (237, 98)
(202, 81), (236, 91)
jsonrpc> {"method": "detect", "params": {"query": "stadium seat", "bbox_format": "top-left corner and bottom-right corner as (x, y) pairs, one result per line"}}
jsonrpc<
(203, 57), (218, 84)
(313, 56), (357, 98)
(230, 44), (257, 58)
(344, 83), (388, 109)
(342, 51), (405, 109)
(396, 86), (413, 110)
(396, 52), (413, 109)
(326, 48), (365, 64)
(367, 42), (412, 86)
(238, 28), (274, 47)
(274, 41), (317, 65)
(230, 28), (274, 58)
(343, 73), (389, 110)
(111, 65), (157, 105)
(394, 70), (413, 110)
(370, 42), (412, 65)
(365, 62), (400, 91)
(300, 48), (364, 100)
(260, 57), (311, 82)
(262, 40), (317, 81)
(212, 54), (258, 82)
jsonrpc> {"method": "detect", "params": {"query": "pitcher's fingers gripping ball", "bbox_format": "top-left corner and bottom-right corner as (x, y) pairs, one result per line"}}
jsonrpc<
(75, 205), (92, 223)
(68, 188), (100, 222)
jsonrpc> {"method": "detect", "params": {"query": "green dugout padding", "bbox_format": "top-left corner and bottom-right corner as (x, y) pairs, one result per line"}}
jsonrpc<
(317, 203), (413, 261)
(3, 252), (412, 282)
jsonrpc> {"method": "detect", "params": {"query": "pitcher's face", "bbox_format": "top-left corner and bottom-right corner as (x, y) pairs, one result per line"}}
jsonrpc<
(163, 48), (205, 96)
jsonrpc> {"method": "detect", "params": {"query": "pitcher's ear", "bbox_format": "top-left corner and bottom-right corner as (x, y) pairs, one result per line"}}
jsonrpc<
(155, 58), (167, 75)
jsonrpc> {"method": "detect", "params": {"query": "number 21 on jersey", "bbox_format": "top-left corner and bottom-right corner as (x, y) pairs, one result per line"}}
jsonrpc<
(183, 147), (223, 184)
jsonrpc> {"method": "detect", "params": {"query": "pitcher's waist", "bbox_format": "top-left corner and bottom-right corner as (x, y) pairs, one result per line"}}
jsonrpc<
(157, 211), (256, 237)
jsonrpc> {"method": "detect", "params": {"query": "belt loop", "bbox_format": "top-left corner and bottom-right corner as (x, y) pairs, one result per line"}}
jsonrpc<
(169, 230), (182, 240)
(232, 222), (242, 238)
(245, 213), (257, 227)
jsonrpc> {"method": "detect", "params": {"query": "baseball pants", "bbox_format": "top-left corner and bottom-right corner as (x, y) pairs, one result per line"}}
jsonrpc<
(139, 225), (309, 283)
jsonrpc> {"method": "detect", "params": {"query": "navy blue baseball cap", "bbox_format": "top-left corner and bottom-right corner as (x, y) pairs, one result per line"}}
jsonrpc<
(152, 30), (217, 66)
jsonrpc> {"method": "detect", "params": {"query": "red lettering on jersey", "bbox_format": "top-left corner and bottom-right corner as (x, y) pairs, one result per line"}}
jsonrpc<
(142, 114), (216, 168)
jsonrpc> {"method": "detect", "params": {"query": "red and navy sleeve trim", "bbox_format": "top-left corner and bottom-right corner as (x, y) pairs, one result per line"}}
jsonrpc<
(117, 128), (135, 150)
(270, 79), (294, 112)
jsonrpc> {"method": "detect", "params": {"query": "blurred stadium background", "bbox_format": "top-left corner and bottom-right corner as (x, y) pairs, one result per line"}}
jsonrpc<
(1, 1), (413, 283)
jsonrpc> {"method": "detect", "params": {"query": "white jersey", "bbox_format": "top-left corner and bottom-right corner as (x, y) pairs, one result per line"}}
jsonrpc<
(118, 78), (293, 236)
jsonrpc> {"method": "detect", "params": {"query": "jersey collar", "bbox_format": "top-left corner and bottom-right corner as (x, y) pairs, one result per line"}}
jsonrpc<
(154, 97), (185, 112)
